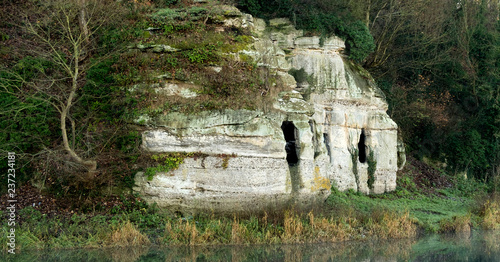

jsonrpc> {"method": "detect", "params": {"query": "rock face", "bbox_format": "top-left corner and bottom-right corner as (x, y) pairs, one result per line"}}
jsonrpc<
(133, 10), (401, 214)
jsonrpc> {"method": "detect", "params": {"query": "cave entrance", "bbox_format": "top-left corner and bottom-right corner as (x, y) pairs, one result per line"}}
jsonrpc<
(358, 129), (367, 163)
(324, 133), (332, 163)
(281, 121), (299, 166)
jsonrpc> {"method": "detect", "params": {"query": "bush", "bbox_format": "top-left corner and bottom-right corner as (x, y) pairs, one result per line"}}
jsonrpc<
(184, 44), (219, 64)
(444, 129), (488, 180)
(80, 58), (125, 121)
(344, 21), (375, 62)
(0, 58), (59, 192)
(0, 93), (55, 153)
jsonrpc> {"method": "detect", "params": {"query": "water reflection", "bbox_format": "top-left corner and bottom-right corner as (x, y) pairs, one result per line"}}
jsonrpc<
(3, 231), (499, 261)
(410, 231), (500, 262)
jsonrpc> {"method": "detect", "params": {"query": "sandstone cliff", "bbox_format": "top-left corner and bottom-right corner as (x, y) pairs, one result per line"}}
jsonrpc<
(132, 5), (404, 214)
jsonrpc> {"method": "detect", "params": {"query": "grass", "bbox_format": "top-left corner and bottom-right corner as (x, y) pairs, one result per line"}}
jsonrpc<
(477, 193), (500, 230)
(109, 221), (150, 247)
(158, 207), (416, 246)
(1, 182), (499, 253)
(1, 156), (499, 254)
(328, 191), (437, 234)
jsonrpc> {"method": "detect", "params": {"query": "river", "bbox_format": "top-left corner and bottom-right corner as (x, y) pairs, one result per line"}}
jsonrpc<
(2, 230), (499, 261)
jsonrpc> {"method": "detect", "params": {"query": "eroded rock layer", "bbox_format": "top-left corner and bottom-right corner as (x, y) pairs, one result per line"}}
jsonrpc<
(133, 8), (402, 214)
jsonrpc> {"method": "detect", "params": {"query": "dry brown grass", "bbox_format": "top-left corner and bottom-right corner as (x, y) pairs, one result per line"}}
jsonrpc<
(108, 221), (150, 247)
(282, 211), (304, 243)
(307, 212), (352, 242)
(164, 219), (200, 245)
(159, 208), (419, 247)
(480, 195), (500, 229)
(231, 219), (247, 244)
(381, 211), (417, 239)
(438, 215), (471, 233)
(366, 210), (417, 239)
(308, 209), (416, 241)
(163, 218), (234, 245)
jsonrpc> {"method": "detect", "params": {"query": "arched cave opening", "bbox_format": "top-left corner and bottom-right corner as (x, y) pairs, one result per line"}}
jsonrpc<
(281, 121), (299, 165)
(358, 129), (367, 163)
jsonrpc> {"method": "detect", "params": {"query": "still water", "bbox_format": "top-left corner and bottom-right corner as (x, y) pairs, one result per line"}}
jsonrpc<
(3, 230), (499, 261)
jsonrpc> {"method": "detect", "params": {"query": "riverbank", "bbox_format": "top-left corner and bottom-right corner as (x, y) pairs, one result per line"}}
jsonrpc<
(1, 158), (499, 252)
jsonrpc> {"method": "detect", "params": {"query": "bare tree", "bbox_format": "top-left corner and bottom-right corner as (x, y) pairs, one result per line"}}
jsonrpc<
(361, 0), (456, 71)
(1, 0), (123, 175)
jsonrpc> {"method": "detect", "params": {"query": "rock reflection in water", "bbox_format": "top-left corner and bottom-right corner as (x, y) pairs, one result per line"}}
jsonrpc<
(3, 231), (499, 261)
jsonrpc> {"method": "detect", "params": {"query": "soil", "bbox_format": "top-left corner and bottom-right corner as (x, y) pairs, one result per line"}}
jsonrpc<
(0, 184), (142, 224)
(398, 155), (454, 195)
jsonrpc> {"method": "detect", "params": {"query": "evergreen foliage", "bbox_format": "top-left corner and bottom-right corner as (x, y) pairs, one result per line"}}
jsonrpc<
(367, 0), (499, 182)
(237, 0), (375, 62)
(0, 58), (59, 190)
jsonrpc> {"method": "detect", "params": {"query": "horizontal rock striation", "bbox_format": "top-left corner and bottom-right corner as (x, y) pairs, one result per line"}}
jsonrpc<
(133, 8), (403, 214)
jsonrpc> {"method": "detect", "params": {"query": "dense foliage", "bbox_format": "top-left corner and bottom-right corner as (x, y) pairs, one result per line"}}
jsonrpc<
(0, 0), (280, 195)
(0, 0), (140, 194)
(237, 0), (375, 62)
(361, 0), (499, 184)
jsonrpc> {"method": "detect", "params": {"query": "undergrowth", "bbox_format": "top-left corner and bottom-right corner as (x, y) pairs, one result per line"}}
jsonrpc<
(114, 2), (284, 118)
(2, 173), (499, 253)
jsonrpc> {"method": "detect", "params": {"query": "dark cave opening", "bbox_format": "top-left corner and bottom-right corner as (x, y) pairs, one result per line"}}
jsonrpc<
(281, 121), (299, 165)
(324, 133), (332, 162)
(358, 129), (367, 163)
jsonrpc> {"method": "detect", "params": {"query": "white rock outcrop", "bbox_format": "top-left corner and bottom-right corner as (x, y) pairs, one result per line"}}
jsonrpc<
(133, 13), (402, 214)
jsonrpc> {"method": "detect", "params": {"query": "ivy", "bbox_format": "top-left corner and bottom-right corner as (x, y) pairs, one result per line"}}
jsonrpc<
(367, 150), (377, 190)
(145, 153), (187, 180)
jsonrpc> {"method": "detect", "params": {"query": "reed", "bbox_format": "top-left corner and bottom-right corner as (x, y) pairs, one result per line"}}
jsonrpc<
(282, 210), (304, 243)
(479, 193), (500, 229)
(364, 210), (417, 239)
(231, 219), (247, 244)
(108, 220), (150, 247)
(163, 219), (200, 245)
(438, 215), (471, 233)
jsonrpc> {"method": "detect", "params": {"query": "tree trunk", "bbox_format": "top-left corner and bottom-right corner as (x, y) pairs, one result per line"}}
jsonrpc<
(61, 105), (97, 172)
(365, 0), (371, 29)
(79, 0), (89, 45)
(60, 42), (97, 173)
